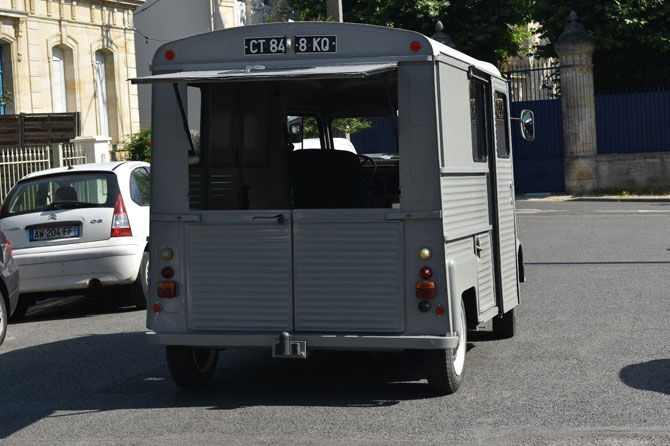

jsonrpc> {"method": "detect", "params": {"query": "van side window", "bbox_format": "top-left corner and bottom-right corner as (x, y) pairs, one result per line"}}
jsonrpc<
(495, 92), (510, 158)
(469, 81), (488, 162)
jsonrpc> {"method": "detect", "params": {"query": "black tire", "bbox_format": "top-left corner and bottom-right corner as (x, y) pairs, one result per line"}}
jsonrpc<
(492, 307), (516, 339)
(9, 295), (28, 322)
(423, 300), (467, 395)
(0, 294), (7, 345)
(129, 252), (149, 310)
(166, 346), (219, 390)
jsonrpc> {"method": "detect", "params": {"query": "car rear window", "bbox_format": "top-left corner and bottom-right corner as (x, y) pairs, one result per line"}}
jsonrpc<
(0, 172), (119, 218)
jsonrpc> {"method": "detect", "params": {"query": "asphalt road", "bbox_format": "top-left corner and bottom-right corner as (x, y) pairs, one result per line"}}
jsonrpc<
(1, 199), (668, 445)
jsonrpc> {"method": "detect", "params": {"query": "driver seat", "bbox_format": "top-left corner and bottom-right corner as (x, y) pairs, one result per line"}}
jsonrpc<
(291, 149), (362, 209)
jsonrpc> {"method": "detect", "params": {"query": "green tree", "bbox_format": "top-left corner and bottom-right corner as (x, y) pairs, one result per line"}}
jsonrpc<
(532, 0), (670, 90)
(288, 0), (533, 66)
(123, 127), (152, 162)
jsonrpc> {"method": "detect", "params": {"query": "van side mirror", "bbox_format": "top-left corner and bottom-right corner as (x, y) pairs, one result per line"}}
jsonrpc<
(520, 109), (535, 141)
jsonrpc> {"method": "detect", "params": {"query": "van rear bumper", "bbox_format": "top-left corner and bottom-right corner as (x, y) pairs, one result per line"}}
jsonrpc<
(146, 331), (459, 350)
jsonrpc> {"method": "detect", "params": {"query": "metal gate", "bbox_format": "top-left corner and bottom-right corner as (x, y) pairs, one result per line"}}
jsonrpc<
(506, 65), (565, 193)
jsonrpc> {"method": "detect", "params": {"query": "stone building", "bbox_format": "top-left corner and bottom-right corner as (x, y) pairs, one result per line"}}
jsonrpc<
(0, 0), (143, 145)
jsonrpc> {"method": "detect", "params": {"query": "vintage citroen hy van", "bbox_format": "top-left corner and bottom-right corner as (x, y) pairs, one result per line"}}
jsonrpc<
(133, 22), (531, 394)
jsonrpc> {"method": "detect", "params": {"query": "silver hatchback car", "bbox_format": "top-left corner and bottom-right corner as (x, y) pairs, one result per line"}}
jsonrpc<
(0, 230), (20, 346)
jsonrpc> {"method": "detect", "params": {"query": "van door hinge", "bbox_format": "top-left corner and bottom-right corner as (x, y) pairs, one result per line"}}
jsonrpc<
(386, 210), (442, 221)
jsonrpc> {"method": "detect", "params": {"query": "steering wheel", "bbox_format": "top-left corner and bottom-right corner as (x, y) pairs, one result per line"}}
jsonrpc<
(358, 154), (378, 181)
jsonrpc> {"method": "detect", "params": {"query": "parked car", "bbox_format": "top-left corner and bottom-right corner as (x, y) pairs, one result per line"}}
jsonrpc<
(0, 230), (20, 345)
(0, 162), (150, 319)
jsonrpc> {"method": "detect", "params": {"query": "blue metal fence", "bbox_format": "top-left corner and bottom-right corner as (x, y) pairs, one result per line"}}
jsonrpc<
(596, 89), (670, 154)
(511, 99), (565, 192)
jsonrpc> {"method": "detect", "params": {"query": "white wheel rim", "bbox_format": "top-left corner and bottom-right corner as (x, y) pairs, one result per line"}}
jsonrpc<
(453, 309), (466, 376)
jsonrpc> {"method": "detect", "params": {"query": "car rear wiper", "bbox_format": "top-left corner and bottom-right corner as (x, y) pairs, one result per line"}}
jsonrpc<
(44, 201), (98, 210)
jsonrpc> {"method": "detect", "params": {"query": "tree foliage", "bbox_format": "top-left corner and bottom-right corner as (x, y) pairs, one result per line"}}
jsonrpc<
(123, 127), (152, 162)
(288, 0), (533, 66)
(532, 0), (670, 90)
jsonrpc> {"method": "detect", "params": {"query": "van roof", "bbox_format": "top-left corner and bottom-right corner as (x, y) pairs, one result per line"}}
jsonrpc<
(148, 22), (501, 79)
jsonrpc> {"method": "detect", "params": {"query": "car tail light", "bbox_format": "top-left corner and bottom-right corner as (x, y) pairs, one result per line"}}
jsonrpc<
(111, 193), (132, 237)
(2, 233), (12, 257)
(157, 281), (176, 298)
(416, 281), (435, 299)
(419, 267), (432, 279)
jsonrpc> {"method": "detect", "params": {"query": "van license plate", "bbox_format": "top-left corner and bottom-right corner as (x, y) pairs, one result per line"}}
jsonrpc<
(29, 225), (81, 241)
(294, 35), (336, 53)
(244, 37), (287, 55)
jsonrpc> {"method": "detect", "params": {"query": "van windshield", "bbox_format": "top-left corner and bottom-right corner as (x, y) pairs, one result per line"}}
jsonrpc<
(187, 72), (400, 211)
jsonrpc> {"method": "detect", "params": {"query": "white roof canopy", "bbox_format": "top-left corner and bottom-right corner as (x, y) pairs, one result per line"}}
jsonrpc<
(132, 62), (397, 84)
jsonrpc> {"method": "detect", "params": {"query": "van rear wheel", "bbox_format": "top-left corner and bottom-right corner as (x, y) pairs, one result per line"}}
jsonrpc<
(166, 346), (219, 390)
(423, 300), (467, 395)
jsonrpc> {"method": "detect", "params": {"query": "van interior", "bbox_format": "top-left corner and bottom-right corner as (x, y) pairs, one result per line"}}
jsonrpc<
(186, 71), (400, 211)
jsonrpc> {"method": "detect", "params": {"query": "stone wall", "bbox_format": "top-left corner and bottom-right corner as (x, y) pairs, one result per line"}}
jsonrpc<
(597, 152), (670, 192)
(0, 0), (143, 144)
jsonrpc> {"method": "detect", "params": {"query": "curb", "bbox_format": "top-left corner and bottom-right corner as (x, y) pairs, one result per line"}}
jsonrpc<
(516, 194), (670, 203)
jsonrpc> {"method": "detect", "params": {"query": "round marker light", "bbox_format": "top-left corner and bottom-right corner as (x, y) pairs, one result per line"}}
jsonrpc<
(435, 305), (445, 316)
(410, 41), (421, 52)
(161, 248), (173, 260)
(152, 303), (162, 313)
(161, 267), (174, 278)
(165, 50), (175, 60)
(420, 267), (433, 279)
(419, 247), (432, 260)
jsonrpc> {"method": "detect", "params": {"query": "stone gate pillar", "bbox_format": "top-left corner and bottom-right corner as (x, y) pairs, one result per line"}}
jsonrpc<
(555, 11), (598, 193)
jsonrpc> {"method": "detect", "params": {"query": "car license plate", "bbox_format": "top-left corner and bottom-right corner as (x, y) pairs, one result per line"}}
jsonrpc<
(294, 35), (336, 54)
(29, 225), (81, 242)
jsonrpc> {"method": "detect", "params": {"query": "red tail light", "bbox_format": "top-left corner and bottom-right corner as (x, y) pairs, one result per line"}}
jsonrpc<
(111, 193), (132, 237)
(3, 233), (12, 257)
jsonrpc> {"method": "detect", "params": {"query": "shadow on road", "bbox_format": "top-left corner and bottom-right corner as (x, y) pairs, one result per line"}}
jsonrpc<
(619, 359), (670, 395)
(10, 291), (137, 324)
(0, 331), (438, 438)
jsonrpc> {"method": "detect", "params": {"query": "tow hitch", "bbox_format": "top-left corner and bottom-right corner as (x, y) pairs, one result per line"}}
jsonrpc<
(272, 332), (308, 359)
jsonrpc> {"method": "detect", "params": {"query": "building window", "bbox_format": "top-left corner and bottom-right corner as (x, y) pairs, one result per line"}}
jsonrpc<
(95, 50), (119, 141)
(52, 47), (67, 112)
(0, 43), (14, 115)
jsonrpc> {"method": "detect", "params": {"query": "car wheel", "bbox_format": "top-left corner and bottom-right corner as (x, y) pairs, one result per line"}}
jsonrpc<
(9, 295), (28, 322)
(130, 252), (149, 310)
(423, 299), (467, 395)
(492, 307), (516, 339)
(166, 346), (219, 390)
(0, 293), (7, 345)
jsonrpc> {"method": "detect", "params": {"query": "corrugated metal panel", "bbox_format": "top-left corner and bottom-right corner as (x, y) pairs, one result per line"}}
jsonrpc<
(476, 233), (496, 313)
(186, 223), (292, 331)
(294, 222), (404, 332)
(441, 174), (490, 237)
(496, 159), (519, 310)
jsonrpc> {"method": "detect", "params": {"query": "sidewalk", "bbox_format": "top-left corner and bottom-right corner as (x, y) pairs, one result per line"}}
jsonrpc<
(517, 193), (670, 202)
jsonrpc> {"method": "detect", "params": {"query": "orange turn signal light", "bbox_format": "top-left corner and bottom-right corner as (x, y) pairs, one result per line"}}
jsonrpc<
(416, 281), (435, 299)
(157, 281), (176, 298)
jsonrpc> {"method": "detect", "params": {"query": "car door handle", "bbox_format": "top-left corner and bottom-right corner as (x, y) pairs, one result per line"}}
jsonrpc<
(253, 214), (285, 225)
